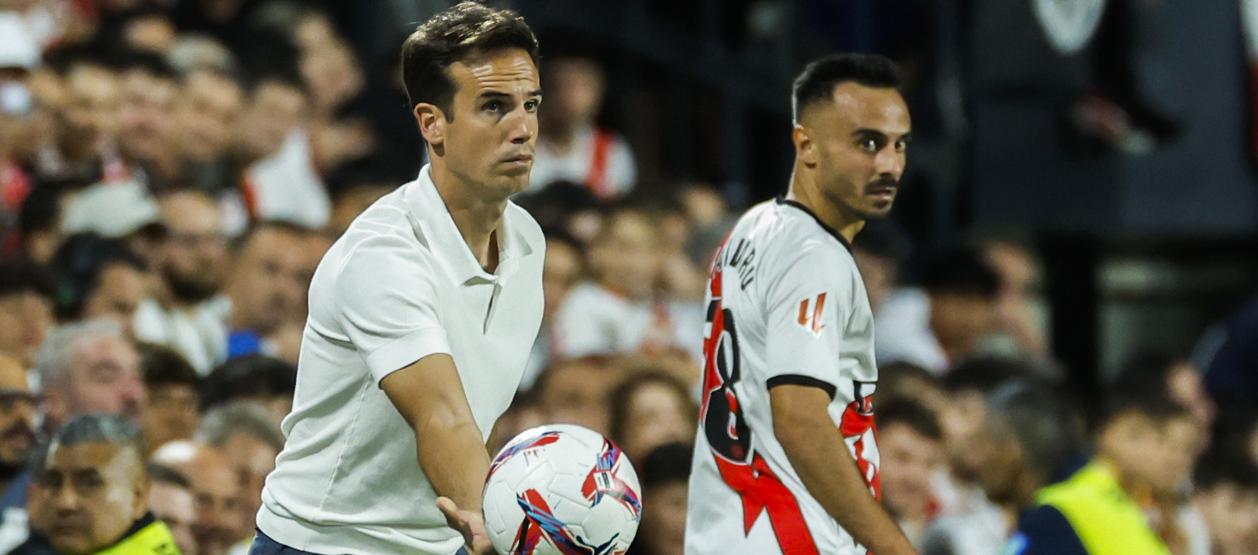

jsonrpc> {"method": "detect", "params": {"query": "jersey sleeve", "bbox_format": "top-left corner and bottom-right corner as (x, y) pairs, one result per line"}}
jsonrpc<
(761, 239), (853, 397)
(333, 236), (451, 385)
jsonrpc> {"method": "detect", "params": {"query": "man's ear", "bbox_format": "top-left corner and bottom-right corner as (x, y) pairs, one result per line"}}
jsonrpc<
(414, 102), (446, 148)
(793, 124), (817, 168)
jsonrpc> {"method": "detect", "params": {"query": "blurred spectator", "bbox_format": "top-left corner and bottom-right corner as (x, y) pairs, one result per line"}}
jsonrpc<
(224, 221), (310, 359)
(115, 51), (181, 189)
(522, 231), (583, 390)
(1014, 394), (1198, 554)
(631, 442), (691, 555)
(21, 415), (179, 554)
(198, 401), (283, 553)
(134, 190), (230, 374)
(33, 319), (146, 432)
(876, 361), (946, 414)
(977, 233), (1049, 361)
(553, 206), (702, 360)
(852, 220), (910, 314)
(1192, 448), (1258, 555)
(48, 232), (148, 333)
(59, 179), (167, 267)
(1113, 348), (1215, 449)
(34, 55), (119, 184)
(487, 390), (545, 456)
(530, 56), (636, 199)
(0, 256), (55, 367)
(200, 354), (296, 426)
(173, 67), (243, 194)
(513, 180), (603, 245)
(923, 381), (1083, 555)
(138, 342), (200, 454)
(877, 398), (945, 547)
(167, 34), (236, 76)
(150, 440), (241, 555)
(14, 179), (73, 265)
(534, 356), (620, 435)
(328, 182), (390, 236)
(147, 463), (199, 555)
(876, 245), (1001, 373)
(608, 370), (696, 463)
(0, 352), (36, 505)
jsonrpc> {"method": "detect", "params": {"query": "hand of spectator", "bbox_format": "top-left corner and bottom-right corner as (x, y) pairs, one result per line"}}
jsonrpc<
(437, 496), (494, 554)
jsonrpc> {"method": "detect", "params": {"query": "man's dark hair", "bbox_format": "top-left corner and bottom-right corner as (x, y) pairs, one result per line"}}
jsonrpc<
(1195, 447), (1258, 490)
(230, 219), (312, 253)
(942, 355), (1031, 394)
(20, 179), (86, 237)
(49, 233), (146, 320)
(876, 398), (943, 441)
(400, 1), (539, 117)
(987, 380), (1084, 483)
(35, 414), (147, 473)
(0, 256), (55, 300)
(1102, 390), (1192, 428)
(639, 441), (693, 490)
(918, 245), (1000, 298)
(1110, 348), (1184, 402)
(201, 355), (296, 410)
(114, 48), (178, 80)
(792, 53), (901, 122)
(608, 371), (696, 444)
(139, 342), (200, 390)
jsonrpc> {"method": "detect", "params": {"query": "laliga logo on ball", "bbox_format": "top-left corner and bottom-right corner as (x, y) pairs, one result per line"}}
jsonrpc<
(483, 424), (643, 555)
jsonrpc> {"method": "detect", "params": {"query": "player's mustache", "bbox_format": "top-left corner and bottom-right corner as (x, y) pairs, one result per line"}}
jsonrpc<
(865, 177), (899, 192)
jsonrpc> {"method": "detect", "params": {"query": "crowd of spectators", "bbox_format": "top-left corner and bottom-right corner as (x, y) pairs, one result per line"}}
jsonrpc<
(0, 1), (1256, 554)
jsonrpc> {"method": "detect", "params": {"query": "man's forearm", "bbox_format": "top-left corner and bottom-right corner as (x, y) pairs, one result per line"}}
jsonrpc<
(416, 417), (491, 511)
(778, 417), (916, 555)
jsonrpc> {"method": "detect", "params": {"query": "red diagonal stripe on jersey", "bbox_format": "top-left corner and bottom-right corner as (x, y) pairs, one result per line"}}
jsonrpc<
(713, 454), (819, 555)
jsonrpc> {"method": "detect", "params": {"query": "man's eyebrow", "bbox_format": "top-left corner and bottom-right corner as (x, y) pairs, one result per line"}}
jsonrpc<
(476, 89), (543, 99)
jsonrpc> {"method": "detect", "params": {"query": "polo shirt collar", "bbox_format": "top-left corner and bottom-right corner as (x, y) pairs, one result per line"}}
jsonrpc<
(404, 165), (532, 285)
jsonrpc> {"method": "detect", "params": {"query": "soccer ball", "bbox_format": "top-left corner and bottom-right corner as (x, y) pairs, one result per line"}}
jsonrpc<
(482, 424), (642, 555)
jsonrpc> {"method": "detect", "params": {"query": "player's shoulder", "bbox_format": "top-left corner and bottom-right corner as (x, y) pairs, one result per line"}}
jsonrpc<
(733, 198), (855, 269)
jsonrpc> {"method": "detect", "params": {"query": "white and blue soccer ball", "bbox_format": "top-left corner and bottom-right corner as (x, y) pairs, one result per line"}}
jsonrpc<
(482, 424), (642, 555)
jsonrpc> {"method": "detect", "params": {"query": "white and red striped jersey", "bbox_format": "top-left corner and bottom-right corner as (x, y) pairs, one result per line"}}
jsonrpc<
(685, 197), (881, 555)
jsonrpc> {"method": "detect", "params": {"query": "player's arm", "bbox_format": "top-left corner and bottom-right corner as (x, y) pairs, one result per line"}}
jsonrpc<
(771, 385), (917, 555)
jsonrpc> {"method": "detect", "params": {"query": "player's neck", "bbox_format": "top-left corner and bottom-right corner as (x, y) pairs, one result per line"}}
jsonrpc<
(786, 171), (865, 243)
(430, 163), (506, 273)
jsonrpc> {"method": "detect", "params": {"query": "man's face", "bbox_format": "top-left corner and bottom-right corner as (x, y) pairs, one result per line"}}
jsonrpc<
(59, 65), (119, 150)
(879, 423), (942, 521)
(542, 240), (580, 321)
(539, 359), (616, 435)
(0, 290), (53, 366)
(591, 212), (661, 300)
(425, 47), (540, 198)
(82, 262), (148, 336)
(149, 481), (198, 555)
(640, 481), (687, 555)
(183, 448), (243, 555)
(237, 81), (305, 160)
(853, 248), (896, 312)
(56, 335), (146, 425)
(927, 292), (998, 359)
(177, 71), (242, 162)
(0, 355), (36, 476)
(620, 383), (693, 462)
(117, 68), (177, 163)
(940, 390), (988, 482)
(1196, 483), (1258, 552)
(541, 58), (602, 128)
(1111, 415), (1198, 494)
(159, 193), (228, 303)
(798, 82), (910, 221)
(227, 227), (308, 333)
(140, 383), (199, 452)
(30, 442), (147, 555)
(219, 433), (278, 541)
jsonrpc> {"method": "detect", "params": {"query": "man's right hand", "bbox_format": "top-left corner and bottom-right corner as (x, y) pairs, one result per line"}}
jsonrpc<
(437, 496), (494, 554)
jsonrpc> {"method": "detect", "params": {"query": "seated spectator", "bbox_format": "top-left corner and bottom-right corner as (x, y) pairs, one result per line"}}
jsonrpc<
(877, 399), (945, 547)
(0, 353), (36, 551)
(876, 245), (1001, 373)
(32, 55), (120, 185)
(20, 415), (179, 554)
(554, 206), (703, 360)
(147, 463), (199, 555)
(150, 440), (241, 555)
(138, 342), (200, 454)
(608, 370), (696, 463)
(59, 179), (167, 268)
(113, 51), (182, 189)
(15, 180), (75, 266)
(521, 230), (584, 390)
(630, 442), (691, 555)
(1113, 348), (1215, 445)
(876, 361), (945, 414)
(34, 319), (146, 432)
(1013, 394), (1198, 554)
(224, 222), (311, 359)
(172, 68), (243, 195)
(976, 232), (1050, 361)
(197, 401), (284, 553)
(529, 56), (636, 199)
(1192, 447), (1258, 555)
(533, 356), (620, 435)
(48, 233), (148, 334)
(0, 256), (55, 368)
(200, 355), (296, 427)
(134, 190), (231, 375)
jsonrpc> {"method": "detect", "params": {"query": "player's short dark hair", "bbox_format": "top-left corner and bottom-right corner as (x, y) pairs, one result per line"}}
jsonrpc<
(139, 342), (200, 390)
(792, 53), (901, 122)
(639, 441), (693, 489)
(918, 245), (1000, 298)
(400, 1), (539, 117)
(876, 398), (942, 441)
(50, 233), (146, 320)
(609, 370), (696, 444)
(201, 355), (296, 411)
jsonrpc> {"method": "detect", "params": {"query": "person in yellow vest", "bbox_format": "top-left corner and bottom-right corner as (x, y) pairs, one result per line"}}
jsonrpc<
(17, 414), (180, 554)
(1007, 393), (1198, 555)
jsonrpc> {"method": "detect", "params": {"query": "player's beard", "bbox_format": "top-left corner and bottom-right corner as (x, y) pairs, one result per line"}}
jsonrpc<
(855, 175), (899, 220)
(164, 265), (224, 303)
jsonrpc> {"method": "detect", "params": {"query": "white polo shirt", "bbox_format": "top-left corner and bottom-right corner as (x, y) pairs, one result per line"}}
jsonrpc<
(256, 166), (545, 554)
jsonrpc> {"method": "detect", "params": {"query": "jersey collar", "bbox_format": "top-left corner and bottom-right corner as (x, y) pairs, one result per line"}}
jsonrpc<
(774, 196), (854, 253)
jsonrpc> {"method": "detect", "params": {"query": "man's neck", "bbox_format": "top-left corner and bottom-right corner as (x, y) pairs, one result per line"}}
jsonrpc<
(786, 167), (865, 243)
(430, 162), (507, 272)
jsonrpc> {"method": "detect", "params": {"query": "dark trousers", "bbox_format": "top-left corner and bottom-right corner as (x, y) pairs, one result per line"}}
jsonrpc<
(247, 528), (470, 555)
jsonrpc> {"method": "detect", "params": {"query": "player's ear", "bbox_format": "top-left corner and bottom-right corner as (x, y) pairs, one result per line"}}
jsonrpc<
(793, 124), (818, 167)
(415, 102), (446, 147)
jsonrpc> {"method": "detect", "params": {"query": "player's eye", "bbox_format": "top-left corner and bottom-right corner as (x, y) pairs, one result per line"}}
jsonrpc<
(894, 140), (908, 153)
(859, 138), (879, 152)
(483, 100), (503, 113)
(524, 99), (540, 112)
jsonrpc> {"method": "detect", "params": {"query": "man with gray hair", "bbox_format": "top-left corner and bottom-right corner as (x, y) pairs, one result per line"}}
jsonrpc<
(19, 414), (180, 554)
(33, 319), (147, 433)
(197, 401), (283, 553)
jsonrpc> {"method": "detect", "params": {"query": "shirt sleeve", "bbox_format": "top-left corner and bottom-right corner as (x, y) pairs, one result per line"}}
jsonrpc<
(334, 236), (451, 385)
(762, 239), (853, 397)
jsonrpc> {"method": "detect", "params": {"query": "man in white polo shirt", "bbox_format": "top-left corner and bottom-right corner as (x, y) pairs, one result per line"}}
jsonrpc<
(251, 3), (545, 554)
